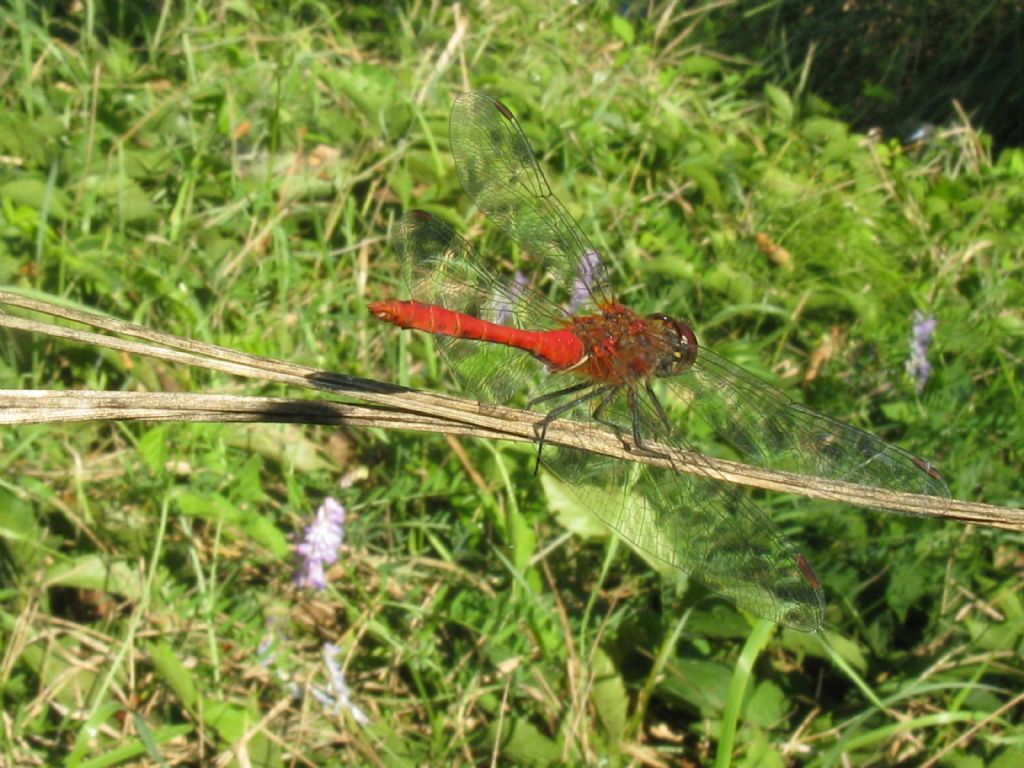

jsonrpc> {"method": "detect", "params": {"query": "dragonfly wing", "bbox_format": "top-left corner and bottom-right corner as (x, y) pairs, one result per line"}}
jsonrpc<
(449, 92), (615, 309)
(680, 347), (949, 504)
(540, 384), (824, 630)
(393, 210), (565, 402)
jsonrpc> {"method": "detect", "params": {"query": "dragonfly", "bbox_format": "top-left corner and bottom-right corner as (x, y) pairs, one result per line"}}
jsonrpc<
(369, 92), (949, 631)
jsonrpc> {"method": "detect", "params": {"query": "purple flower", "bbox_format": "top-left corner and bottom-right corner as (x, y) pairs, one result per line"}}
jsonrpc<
(326, 642), (370, 724)
(568, 249), (602, 313)
(256, 623), (277, 665)
(907, 311), (937, 394)
(294, 497), (346, 590)
(256, 624), (368, 722)
(309, 643), (370, 725)
(494, 270), (528, 326)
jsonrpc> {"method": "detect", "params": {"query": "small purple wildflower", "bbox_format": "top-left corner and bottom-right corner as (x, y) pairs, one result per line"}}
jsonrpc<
(257, 621), (302, 697)
(309, 642), (370, 725)
(294, 497), (346, 590)
(494, 270), (528, 325)
(568, 249), (602, 313)
(256, 623), (277, 665)
(907, 311), (937, 394)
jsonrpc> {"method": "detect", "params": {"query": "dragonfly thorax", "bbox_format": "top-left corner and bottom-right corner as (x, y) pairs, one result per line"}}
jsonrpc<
(567, 306), (698, 382)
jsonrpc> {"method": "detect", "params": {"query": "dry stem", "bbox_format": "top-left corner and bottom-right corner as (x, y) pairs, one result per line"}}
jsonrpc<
(1, 290), (1018, 532)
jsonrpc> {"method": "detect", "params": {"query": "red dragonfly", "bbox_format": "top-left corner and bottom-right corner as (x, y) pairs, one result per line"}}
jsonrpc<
(370, 93), (948, 631)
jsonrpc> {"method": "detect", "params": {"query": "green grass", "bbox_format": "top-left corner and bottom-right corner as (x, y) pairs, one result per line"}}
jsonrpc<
(1, 1), (1023, 766)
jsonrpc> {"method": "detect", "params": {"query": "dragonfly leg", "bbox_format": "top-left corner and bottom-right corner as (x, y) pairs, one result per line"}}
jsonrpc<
(589, 386), (632, 438)
(559, 383), (647, 457)
(613, 385), (672, 462)
(527, 379), (593, 409)
(530, 383), (614, 474)
(644, 382), (673, 433)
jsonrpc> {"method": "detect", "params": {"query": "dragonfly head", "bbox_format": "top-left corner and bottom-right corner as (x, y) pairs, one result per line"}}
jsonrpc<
(646, 314), (698, 376)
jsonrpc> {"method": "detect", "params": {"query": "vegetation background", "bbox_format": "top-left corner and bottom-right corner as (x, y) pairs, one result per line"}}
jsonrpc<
(1, 1), (1022, 765)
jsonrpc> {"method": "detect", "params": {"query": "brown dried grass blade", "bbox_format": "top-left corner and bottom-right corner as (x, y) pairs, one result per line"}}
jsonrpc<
(0, 290), (1018, 531)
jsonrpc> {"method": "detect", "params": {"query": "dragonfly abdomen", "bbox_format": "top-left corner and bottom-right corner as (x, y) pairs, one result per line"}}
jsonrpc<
(369, 299), (586, 369)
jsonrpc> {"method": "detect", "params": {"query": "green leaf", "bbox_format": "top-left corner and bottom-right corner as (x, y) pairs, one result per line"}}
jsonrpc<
(231, 454), (266, 505)
(659, 658), (733, 714)
(590, 646), (628, 744)
(174, 490), (242, 524)
(229, 425), (333, 473)
(764, 84), (794, 125)
(148, 640), (198, 710)
(744, 680), (786, 727)
(492, 717), (562, 763)
(705, 262), (754, 304)
(0, 177), (71, 221)
(201, 698), (283, 766)
(737, 739), (784, 768)
(800, 117), (849, 142)
(610, 15), (635, 45)
(940, 754), (985, 768)
(201, 699), (249, 743)
(65, 701), (125, 766)
(680, 55), (722, 76)
(541, 472), (610, 539)
(137, 426), (169, 474)
(77, 725), (194, 768)
(240, 511), (290, 559)
(885, 556), (929, 621)
(79, 174), (159, 222)
(678, 155), (724, 207)
(18, 637), (106, 711)
(991, 748), (1024, 768)
(812, 630), (868, 673)
(0, 112), (64, 165)
(995, 310), (1024, 337)
(331, 63), (411, 140)
(44, 555), (144, 601)
(0, 486), (47, 571)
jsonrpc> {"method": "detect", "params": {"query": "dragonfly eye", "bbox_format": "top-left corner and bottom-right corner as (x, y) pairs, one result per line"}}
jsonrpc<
(647, 314), (698, 375)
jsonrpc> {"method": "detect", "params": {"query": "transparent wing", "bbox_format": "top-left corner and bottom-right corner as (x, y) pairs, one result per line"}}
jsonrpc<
(540, 379), (825, 631)
(393, 210), (568, 403)
(449, 92), (615, 310)
(678, 347), (950, 505)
